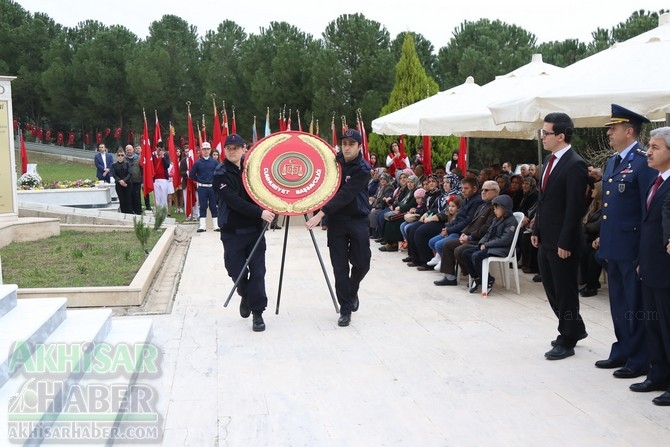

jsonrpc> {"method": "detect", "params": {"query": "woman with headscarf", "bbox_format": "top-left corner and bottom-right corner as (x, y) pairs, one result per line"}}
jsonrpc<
(405, 174), (452, 268)
(375, 170), (412, 243)
(379, 175), (420, 251)
(369, 172), (395, 239)
(445, 150), (459, 173)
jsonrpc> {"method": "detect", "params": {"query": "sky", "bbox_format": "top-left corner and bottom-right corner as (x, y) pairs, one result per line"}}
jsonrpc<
(14, 0), (670, 48)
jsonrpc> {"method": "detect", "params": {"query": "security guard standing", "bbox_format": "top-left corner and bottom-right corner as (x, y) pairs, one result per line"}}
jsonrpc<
(189, 141), (219, 232)
(306, 129), (371, 327)
(213, 134), (275, 332)
(593, 104), (656, 378)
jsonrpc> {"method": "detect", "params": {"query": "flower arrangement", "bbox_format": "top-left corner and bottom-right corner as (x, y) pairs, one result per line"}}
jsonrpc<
(43, 179), (97, 190)
(17, 174), (97, 190)
(17, 172), (43, 190)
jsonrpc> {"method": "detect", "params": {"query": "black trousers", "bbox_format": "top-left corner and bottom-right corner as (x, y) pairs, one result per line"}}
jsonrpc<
(221, 228), (268, 314)
(130, 183), (142, 215)
(327, 217), (371, 315)
(537, 245), (586, 348)
(641, 284), (670, 384)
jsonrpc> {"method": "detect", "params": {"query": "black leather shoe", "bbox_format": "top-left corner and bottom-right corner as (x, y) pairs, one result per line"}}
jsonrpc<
(551, 332), (587, 347)
(374, 238), (385, 243)
(580, 288), (598, 297)
(252, 314), (265, 332)
(613, 367), (647, 379)
(197, 228), (206, 233)
(338, 314), (351, 327)
(630, 379), (670, 393)
(401, 256), (412, 263)
(352, 297), (360, 312)
(652, 391), (670, 406)
(434, 277), (457, 286)
(239, 297), (251, 319)
(407, 262), (420, 267)
(417, 265), (432, 271)
(545, 345), (575, 360)
(595, 358), (625, 369)
(532, 274), (542, 282)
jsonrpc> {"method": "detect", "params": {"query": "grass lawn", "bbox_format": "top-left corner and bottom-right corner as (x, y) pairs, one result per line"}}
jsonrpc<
(16, 150), (94, 184)
(6, 151), (185, 288)
(0, 230), (163, 288)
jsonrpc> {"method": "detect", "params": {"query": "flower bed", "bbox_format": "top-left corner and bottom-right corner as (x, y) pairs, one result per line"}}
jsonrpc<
(18, 172), (97, 190)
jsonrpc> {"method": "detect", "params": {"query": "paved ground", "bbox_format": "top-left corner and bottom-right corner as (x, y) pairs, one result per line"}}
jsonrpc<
(119, 218), (668, 446)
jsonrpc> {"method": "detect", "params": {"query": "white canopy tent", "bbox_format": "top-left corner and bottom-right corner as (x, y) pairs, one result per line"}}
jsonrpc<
(371, 76), (481, 136)
(489, 13), (670, 129)
(371, 54), (563, 140)
(419, 54), (563, 139)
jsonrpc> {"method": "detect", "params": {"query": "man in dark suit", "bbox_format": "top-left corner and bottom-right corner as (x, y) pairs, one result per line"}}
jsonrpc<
(94, 144), (113, 182)
(632, 127), (670, 405)
(532, 112), (588, 360)
(592, 105), (656, 379)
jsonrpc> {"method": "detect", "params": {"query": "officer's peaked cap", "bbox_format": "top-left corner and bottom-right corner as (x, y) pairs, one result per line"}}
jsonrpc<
(605, 104), (650, 127)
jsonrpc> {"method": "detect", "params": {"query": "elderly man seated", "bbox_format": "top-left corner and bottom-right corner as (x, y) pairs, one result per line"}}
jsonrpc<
(434, 180), (500, 286)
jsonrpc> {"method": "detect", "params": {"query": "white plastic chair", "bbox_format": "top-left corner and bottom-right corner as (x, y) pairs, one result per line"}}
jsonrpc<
(481, 212), (525, 297)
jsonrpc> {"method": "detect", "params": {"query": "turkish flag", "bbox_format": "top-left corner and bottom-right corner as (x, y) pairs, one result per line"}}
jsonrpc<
(457, 137), (468, 173)
(31, 126), (37, 137)
(127, 129), (134, 143)
(13, 119), (18, 131)
(105, 128), (111, 137)
(114, 127), (122, 139)
(37, 128), (44, 141)
(20, 131), (28, 174)
(96, 131), (103, 145)
(45, 130), (52, 142)
(57, 132), (64, 145)
(141, 115), (155, 195)
(84, 133), (91, 145)
(68, 132), (75, 146)
(423, 135), (432, 175)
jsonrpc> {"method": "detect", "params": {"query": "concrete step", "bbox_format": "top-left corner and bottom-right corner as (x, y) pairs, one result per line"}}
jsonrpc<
(0, 308), (112, 445)
(0, 298), (67, 388)
(41, 318), (156, 446)
(0, 284), (18, 318)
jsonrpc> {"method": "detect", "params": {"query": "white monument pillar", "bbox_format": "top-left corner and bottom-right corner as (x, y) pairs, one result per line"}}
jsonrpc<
(0, 76), (18, 222)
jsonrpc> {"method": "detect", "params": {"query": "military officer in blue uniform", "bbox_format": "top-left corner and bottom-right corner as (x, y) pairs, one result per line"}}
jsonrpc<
(306, 129), (371, 327)
(189, 141), (220, 232)
(593, 104), (656, 378)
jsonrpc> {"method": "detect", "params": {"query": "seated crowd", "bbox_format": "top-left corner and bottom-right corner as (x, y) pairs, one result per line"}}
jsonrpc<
(367, 153), (604, 298)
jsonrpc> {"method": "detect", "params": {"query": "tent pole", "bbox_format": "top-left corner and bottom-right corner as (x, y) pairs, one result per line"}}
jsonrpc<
(537, 129), (543, 167)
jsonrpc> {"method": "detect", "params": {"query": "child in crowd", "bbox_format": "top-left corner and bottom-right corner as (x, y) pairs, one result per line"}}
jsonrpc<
(461, 195), (517, 295)
(427, 195), (463, 270)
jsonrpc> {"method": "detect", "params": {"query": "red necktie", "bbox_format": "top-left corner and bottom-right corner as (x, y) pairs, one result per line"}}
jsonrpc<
(647, 176), (664, 209)
(542, 154), (556, 191)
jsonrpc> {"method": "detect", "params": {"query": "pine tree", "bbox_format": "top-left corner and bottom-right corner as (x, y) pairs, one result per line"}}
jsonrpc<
(369, 33), (457, 170)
